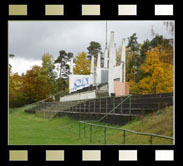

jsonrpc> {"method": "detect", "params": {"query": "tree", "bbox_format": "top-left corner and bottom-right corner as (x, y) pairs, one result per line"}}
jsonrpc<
(41, 53), (57, 94)
(137, 34), (173, 82)
(9, 72), (25, 107)
(55, 50), (73, 79)
(73, 52), (91, 75)
(87, 41), (102, 64)
(22, 65), (51, 103)
(141, 35), (167, 61)
(54, 50), (73, 99)
(126, 33), (141, 82)
(138, 46), (173, 94)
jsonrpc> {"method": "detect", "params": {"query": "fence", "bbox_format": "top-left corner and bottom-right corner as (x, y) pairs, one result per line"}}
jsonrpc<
(24, 91), (173, 144)
(78, 121), (173, 145)
(78, 94), (173, 144)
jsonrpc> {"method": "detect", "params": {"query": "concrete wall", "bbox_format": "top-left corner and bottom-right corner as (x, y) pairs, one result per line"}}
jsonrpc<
(60, 90), (96, 102)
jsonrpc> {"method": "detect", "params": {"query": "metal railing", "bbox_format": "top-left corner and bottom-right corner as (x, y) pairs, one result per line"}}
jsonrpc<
(56, 94), (132, 114)
(24, 90), (173, 144)
(96, 94), (132, 122)
(78, 121), (173, 145)
(77, 94), (173, 144)
(30, 93), (133, 121)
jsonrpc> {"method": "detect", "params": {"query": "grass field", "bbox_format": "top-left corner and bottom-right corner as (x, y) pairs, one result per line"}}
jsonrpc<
(9, 105), (173, 145)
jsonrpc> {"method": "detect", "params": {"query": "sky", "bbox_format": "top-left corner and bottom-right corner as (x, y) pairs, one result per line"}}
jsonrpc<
(8, 21), (173, 75)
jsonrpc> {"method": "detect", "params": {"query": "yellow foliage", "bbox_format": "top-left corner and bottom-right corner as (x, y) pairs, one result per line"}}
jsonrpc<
(73, 52), (91, 75)
(139, 47), (173, 94)
(129, 80), (140, 94)
(9, 72), (23, 107)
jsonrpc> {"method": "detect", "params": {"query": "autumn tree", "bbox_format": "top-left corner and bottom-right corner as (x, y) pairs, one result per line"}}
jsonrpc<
(9, 72), (24, 107)
(41, 53), (57, 94)
(138, 46), (173, 94)
(73, 52), (91, 75)
(141, 35), (172, 64)
(22, 65), (51, 103)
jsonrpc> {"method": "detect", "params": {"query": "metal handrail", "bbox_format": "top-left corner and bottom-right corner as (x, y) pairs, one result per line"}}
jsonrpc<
(96, 94), (132, 122)
(78, 121), (173, 144)
(79, 121), (173, 139)
(77, 94), (173, 144)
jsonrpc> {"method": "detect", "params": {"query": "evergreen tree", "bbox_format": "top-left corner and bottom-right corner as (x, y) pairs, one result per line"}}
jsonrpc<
(55, 50), (73, 79)
(87, 41), (102, 64)
(126, 33), (141, 83)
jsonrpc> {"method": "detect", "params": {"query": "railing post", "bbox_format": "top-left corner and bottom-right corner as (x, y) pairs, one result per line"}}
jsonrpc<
(84, 123), (86, 138)
(80, 100), (81, 113)
(113, 97), (115, 111)
(77, 101), (79, 112)
(89, 100), (90, 112)
(90, 125), (92, 143)
(84, 101), (85, 113)
(94, 99), (95, 113)
(120, 97), (123, 113)
(79, 122), (81, 139)
(104, 127), (106, 144)
(149, 135), (153, 144)
(129, 95), (132, 115)
(73, 105), (74, 112)
(123, 130), (126, 144)
(74, 101), (76, 112)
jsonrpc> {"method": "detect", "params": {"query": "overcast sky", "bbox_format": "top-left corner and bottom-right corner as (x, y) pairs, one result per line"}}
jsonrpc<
(9, 21), (173, 75)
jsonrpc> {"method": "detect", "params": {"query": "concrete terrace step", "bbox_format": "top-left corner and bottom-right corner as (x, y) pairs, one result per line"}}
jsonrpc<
(25, 92), (173, 116)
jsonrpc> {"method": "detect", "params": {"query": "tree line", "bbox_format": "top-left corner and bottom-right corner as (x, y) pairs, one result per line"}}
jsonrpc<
(9, 42), (102, 107)
(9, 32), (173, 107)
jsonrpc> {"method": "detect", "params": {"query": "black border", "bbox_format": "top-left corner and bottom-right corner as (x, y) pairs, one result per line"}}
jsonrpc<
(0, 0), (181, 166)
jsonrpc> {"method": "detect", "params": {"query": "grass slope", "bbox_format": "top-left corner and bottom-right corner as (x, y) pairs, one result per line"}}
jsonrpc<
(9, 105), (173, 145)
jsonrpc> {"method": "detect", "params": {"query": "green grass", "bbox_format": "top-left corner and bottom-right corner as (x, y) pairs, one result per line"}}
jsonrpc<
(9, 105), (173, 145)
